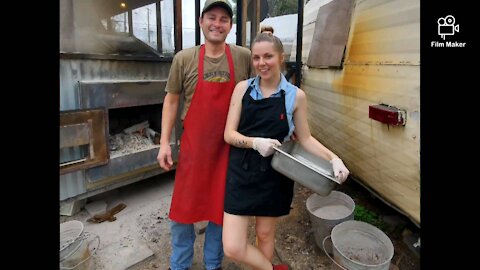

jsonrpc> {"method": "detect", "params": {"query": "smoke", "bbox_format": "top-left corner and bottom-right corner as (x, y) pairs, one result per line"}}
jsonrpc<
(60, 0), (164, 57)
(60, 0), (107, 53)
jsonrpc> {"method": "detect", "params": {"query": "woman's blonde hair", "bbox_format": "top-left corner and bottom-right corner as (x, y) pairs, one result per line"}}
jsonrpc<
(253, 32), (284, 56)
(260, 25), (274, 35)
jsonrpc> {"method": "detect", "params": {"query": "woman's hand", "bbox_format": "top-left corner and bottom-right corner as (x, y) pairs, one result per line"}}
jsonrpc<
(252, 138), (281, 157)
(330, 158), (349, 183)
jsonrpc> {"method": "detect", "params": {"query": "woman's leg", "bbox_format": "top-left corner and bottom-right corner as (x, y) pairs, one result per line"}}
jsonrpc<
(255, 216), (277, 261)
(222, 212), (273, 270)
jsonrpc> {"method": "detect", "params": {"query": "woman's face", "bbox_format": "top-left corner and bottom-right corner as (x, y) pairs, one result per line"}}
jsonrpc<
(251, 41), (284, 80)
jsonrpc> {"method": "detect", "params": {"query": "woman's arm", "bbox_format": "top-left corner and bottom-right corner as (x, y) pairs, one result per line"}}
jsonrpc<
(224, 80), (255, 148)
(292, 88), (339, 161)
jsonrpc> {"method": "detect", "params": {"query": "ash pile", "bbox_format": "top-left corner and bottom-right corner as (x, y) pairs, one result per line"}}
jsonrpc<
(109, 120), (160, 158)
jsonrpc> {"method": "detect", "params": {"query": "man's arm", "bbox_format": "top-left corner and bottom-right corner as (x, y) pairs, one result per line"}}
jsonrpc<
(157, 92), (180, 171)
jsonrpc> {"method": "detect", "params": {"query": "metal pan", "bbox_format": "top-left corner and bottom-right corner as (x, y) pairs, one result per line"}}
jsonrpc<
(272, 140), (340, 196)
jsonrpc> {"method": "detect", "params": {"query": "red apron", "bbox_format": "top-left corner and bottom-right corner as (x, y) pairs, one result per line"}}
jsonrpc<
(169, 44), (236, 225)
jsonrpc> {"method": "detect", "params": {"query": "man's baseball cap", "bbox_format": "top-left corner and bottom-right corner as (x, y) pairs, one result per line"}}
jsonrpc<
(202, 0), (233, 18)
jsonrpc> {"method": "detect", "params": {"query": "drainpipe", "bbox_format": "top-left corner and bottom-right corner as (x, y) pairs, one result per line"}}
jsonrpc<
(295, 0), (304, 87)
(195, 0), (200, 45)
(236, 0), (244, 46)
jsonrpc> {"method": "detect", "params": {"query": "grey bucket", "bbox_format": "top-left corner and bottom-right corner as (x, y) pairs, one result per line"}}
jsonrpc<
(306, 191), (355, 252)
(323, 220), (394, 270)
(60, 220), (99, 270)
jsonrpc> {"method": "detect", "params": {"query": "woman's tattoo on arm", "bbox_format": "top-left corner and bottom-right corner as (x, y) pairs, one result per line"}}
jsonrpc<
(234, 139), (248, 148)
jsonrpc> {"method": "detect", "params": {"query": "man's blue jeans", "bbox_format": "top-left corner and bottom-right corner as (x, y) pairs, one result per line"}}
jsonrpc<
(170, 220), (223, 270)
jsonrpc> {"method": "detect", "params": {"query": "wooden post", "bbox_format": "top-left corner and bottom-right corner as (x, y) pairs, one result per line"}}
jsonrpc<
(156, 1), (163, 53)
(242, 0), (247, 46)
(174, 0), (183, 53)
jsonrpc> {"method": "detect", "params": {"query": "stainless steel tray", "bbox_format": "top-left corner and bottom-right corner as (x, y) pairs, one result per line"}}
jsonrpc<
(272, 140), (340, 196)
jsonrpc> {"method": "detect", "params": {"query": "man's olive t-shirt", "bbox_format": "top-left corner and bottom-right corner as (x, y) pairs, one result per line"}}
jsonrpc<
(165, 44), (252, 120)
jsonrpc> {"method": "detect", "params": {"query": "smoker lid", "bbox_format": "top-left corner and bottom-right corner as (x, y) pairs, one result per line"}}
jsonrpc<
(66, 30), (162, 58)
(60, 0), (163, 59)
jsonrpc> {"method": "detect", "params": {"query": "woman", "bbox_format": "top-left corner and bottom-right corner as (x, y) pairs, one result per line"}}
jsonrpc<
(222, 32), (350, 270)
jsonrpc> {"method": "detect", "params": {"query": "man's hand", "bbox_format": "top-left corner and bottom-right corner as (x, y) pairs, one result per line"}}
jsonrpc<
(252, 138), (281, 157)
(157, 143), (174, 171)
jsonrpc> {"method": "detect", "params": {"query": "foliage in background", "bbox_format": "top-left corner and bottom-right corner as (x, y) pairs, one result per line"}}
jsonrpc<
(229, 0), (299, 21)
(354, 204), (388, 231)
(266, 0), (298, 17)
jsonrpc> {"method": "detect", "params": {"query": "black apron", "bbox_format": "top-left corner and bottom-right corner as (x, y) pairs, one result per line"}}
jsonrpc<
(224, 82), (294, 216)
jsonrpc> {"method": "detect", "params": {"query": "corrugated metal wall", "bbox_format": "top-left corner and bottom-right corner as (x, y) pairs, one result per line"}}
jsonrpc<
(60, 171), (86, 201)
(59, 58), (172, 200)
(60, 59), (171, 110)
(301, 0), (420, 225)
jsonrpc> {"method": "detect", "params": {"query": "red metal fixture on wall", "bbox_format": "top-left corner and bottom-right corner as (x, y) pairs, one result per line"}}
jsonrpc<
(369, 104), (406, 126)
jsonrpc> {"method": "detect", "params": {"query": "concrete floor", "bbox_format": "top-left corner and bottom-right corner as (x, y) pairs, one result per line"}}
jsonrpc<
(61, 171), (175, 269)
(60, 171), (274, 270)
(60, 170), (420, 270)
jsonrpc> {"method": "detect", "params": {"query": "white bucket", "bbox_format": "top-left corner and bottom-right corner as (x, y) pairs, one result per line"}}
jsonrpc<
(60, 220), (99, 270)
(306, 191), (355, 252)
(323, 220), (394, 270)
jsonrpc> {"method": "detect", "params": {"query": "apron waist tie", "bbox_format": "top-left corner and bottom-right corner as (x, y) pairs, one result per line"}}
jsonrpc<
(240, 148), (269, 172)
(260, 158), (268, 172)
(241, 149), (249, 170)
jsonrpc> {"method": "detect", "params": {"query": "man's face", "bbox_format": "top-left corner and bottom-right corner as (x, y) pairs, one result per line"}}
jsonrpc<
(199, 6), (232, 44)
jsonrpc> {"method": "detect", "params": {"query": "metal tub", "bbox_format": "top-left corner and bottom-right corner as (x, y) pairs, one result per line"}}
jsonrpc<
(272, 140), (340, 196)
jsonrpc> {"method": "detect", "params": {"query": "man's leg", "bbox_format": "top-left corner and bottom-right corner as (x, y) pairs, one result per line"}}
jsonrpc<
(170, 220), (196, 270)
(203, 221), (224, 270)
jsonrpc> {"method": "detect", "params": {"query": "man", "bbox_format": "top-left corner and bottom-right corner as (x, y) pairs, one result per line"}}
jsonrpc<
(157, 1), (252, 270)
